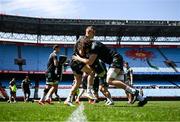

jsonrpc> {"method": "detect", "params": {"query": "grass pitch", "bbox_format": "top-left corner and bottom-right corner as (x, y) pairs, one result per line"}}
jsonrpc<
(0, 101), (180, 121)
(84, 101), (180, 121)
(0, 102), (76, 121)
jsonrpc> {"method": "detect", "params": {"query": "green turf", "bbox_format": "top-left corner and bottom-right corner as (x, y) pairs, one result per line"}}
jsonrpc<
(84, 101), (180, 121)
(0, 102), (77, 121)
(0, 101), (180, 121)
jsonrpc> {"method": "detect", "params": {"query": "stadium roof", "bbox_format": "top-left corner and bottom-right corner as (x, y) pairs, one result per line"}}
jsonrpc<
(1, 14), (180, 37)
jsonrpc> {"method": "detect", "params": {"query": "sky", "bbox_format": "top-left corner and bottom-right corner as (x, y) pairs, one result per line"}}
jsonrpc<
(0, 0), (180, 20)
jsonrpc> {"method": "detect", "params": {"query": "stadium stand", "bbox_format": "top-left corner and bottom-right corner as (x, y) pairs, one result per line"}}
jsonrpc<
(0, 44), (179, 73)
(0, 44), (19, 70)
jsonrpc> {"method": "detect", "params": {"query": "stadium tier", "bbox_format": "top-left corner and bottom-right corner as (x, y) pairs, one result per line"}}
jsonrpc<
(0, 43), (180, 73)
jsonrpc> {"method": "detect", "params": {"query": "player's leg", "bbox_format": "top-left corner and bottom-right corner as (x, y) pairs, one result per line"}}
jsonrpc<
(125, 90), (132, 104)
(75, 76), (87, 103)
(45, 82), (58, 103)
(12, 92), (17, 103)
(65, 74), (82, 106)
(54, 88), (61, 102)
(124, 80), (132, 104)
(95, 75), (114, 105)
(25, 92), (27, 102)
(43, 70), (59, 103)
(23, 90), (26, 102)
(128, 93), (132, 103)
(99, 85), (114, 105)
(39, 84), (51, 105)
(73, 91), (78, 102)
(91, 76), (100, 103)
(82, 65), (96, 100)
(75, 89), (86, 103)
(92, 90), (99, 103)
(27, 90), (31, 101)
(107, 68), (147, 106)
(67, 60), (83, 103)
(8, 92), (12, 103)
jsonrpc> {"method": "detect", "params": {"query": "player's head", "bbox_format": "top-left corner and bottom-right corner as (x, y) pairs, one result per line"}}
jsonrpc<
(77, 40), (86, 56)
(85, 26), (96, 39)
(78, 38), (92, 56)
(25, 76), (29, 80)
(124, 62), (129, 68)
(53, 45), (60, 53)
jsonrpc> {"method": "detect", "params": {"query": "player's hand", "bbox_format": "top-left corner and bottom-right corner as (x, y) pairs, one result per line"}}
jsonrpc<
(55, 68), (58, 75)
(72, 55), (80, 61)
(72, 55), (77, 60)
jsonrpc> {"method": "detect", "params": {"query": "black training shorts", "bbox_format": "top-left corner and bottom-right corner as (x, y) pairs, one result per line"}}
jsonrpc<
(70, 60), (85, 75)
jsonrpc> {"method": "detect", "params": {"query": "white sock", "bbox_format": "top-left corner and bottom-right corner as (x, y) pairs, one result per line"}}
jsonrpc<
(137, 95), (145, 101)
(107, 97), (113, 102)
(125, 86), (136, 94)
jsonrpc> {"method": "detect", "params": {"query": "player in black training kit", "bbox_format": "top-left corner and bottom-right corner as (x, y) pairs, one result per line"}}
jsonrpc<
(21, 76), (31, 102)
(73, 26), (147, 107)
(39, 45), (67, 105)
(65, 36), (96, 106)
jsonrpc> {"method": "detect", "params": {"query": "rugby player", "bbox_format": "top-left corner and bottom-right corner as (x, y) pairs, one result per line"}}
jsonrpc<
(21, 76), (31, 102)
(39, 45), (61, 105)
(73, 26), (147, 107)
(7, 78), (17, 103)
(124, 62), (133, 104)
(64, 37), (95, 106)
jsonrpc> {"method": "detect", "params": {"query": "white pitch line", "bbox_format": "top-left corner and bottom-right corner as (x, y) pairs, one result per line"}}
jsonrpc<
(67, 103), (87, 122)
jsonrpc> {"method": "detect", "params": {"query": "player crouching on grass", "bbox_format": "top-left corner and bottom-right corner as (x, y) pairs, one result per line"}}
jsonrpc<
(7, 78), (17, 103)
(73, 26), (148, 107)
(38, 45), (67, 105)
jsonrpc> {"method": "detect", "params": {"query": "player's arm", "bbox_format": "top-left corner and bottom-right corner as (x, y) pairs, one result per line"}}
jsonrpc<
(53, 55), (59, 74)
(9, 82), (12, 91)
(53, 55), (59, 67)
(130, 69), (133, 85)
(9, 85), (12, 91)
(73, 54), (97, 65)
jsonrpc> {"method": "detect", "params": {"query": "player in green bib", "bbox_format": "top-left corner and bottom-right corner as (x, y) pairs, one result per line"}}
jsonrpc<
(7, 78), (17, 103)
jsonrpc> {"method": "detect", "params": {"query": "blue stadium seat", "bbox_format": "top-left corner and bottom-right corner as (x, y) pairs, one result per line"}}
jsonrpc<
(0, 45), (19, 70)
(21, 46), (65, 71)
(0, 44), (179, 73)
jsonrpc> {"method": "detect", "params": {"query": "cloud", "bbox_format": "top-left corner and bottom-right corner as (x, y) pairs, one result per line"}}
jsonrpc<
(0, 0), (84, 18)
